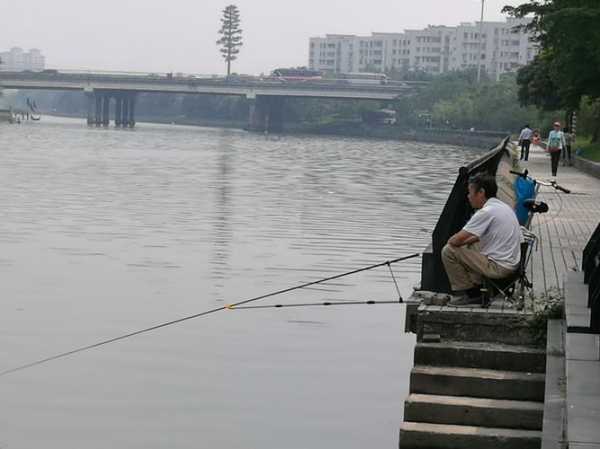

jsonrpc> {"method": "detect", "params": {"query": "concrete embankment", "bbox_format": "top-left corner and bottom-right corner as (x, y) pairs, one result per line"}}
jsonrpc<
(287, 122), (508, 148)
(574, 154), (600, 179)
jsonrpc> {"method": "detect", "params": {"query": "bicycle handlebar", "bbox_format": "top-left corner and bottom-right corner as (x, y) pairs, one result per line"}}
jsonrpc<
(509, 170), (571, 194)
(510, 170), (528, 178)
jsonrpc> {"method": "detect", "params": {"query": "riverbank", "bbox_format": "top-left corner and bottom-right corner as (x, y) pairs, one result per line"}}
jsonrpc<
(287, 121), (509, 149)
(40, 112), (509, 149)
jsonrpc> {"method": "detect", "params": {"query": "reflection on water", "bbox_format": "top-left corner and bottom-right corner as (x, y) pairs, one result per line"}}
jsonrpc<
(0, 117), (482, 449)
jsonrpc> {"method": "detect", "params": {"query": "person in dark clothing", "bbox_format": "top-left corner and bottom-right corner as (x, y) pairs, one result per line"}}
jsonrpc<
(518, 124), (533, 161)
(547, 122), (566, 178)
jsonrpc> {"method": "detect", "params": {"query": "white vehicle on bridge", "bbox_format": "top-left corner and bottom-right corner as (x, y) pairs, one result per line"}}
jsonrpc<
(270, 68), (322, 82)
(339, 72), (389, 85)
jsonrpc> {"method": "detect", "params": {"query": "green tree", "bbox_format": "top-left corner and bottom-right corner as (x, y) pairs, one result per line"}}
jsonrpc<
(503, 0), (600, 140)
(216, 5), (243, 76)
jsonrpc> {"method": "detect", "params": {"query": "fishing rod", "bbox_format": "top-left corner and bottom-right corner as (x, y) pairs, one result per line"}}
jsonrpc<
(227, 299), (402, 310)
(0, 253), (420, 377)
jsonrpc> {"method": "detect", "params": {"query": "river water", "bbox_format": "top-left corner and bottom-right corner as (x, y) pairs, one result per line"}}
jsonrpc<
(0, 117), (482, 449)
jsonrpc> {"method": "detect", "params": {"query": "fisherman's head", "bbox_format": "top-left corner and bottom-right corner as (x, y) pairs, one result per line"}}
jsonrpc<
(467, 173), (497, 209)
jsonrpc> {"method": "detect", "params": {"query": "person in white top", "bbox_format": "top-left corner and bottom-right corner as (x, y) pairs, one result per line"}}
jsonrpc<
(518, 124), (534, 161)
(442, 173), (522, 306)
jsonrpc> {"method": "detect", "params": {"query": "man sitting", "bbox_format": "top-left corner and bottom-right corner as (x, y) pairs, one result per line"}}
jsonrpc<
(442, 173), (521, 306)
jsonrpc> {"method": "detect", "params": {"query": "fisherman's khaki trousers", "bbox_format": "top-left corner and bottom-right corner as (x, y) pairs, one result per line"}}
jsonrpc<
(441, 242), (516, 292)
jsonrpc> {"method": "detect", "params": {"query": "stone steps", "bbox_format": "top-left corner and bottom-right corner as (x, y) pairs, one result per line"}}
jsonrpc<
(410, 365), (545, 401)
(399, 421), (542, 449)
(404, 393), (543, 430)
(400, 306), (546, 449)
(414, 341), (546, 373)
(416, 305), (537, 346)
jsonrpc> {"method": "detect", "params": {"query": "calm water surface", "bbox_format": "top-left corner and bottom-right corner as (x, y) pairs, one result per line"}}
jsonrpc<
(0, 117), (482, 449)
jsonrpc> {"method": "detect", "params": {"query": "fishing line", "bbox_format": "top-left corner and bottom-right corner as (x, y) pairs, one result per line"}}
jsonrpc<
(0, 253), (420, 377)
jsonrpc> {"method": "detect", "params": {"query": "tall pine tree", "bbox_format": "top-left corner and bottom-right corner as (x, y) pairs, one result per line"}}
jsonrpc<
(216, 5), (243, 76)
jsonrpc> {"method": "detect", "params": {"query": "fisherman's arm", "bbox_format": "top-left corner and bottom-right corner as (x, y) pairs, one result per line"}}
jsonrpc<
(448, 230), (479, 247)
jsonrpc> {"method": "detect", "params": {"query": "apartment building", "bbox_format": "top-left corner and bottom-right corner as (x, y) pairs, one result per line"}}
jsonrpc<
(0, 47), (46, 71)
(308, 17), (536, 78)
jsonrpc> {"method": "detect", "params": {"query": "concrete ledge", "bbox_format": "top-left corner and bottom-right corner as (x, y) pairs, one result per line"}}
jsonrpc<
(541, 320), (567, 449)
(414, 341), (546, 373)
(565, 272), (591, 332)
(410, 365), (545, 401)
(399, 421), (541, 449)
(404, 393), (543, 430)
(566, 357), (600, 445)
(574, 155), (600, 180)
(417, 305), (538, 346)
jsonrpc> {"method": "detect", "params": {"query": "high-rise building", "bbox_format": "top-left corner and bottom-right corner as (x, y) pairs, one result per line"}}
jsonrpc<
(0, 47), (46, 71)
(308, 17), (536, 79)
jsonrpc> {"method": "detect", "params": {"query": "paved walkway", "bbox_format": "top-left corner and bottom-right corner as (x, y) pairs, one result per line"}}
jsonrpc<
(519, 145), (600, 296)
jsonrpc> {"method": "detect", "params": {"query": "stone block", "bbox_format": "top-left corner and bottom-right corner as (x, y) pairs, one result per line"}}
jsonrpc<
(410, 365), (545, 401)
(399, 421), (541, 449)
(414, 341), (546, 373)
(404, 393), (543, 430)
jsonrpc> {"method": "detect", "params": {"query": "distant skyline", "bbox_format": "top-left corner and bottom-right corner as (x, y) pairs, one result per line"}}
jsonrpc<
(2, 0), (523, 75)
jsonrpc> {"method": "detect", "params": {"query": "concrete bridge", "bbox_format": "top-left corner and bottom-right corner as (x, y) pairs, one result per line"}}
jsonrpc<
(0, 70), (422, 131)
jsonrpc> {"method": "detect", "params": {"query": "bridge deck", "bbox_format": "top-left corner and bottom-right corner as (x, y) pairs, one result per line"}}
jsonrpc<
(0, 71), (420, 100)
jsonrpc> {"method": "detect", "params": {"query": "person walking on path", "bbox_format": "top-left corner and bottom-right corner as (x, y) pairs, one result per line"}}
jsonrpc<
(532, 129), (541, 146)
(562, 127), (573, 166)
(518, 124), (534, 161)
(547, 122), (566, 177)
(442, 174), (521, 307)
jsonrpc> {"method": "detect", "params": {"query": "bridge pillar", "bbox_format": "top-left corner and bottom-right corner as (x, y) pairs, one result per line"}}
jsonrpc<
(267, 96), (285, 133)
(102, 95), (110, 127)
(86, 92), (94, 126)
(247, 98), (264, 132)
(247, 95), (285, 133)
(95, 93), (102, 126)
(115, 95), (123, 127)
(121, 95), (128, 128)
(127, 93), (136, 128)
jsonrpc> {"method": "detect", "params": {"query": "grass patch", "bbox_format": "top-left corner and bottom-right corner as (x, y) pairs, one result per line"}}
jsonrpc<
(576, 135), (600, 162)
(530, 288), (565, 346)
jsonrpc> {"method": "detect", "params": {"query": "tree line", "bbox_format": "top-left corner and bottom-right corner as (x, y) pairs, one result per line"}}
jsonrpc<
(503, 0), (600, 141)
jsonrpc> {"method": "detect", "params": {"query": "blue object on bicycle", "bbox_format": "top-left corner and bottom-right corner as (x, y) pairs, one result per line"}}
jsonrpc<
(515, 177), (536, 225)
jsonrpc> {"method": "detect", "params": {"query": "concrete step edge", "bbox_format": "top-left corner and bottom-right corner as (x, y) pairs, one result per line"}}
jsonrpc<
(400, 421), (542, 438)
(414, 341), (547, 372)
(412, 365), (546, 381)
(416, 341), (545, 354)
(410, 364), (546, 401)
(406, 393), (544, 411)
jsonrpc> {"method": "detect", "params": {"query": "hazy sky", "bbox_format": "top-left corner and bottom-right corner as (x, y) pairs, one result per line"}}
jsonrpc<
(3, 0), (522, 75)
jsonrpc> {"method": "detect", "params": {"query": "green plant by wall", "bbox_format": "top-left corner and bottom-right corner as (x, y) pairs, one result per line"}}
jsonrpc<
(529, 287), (565, 346)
